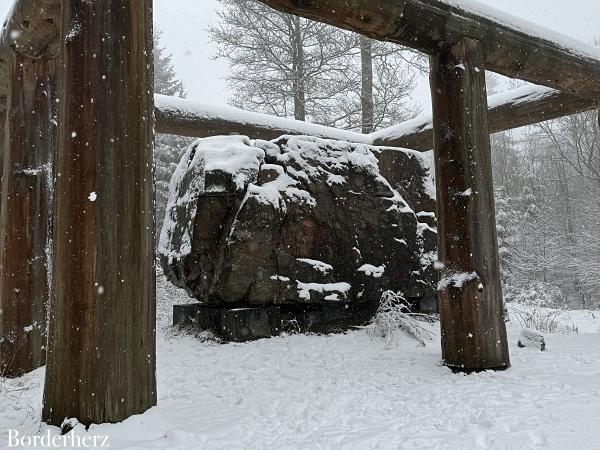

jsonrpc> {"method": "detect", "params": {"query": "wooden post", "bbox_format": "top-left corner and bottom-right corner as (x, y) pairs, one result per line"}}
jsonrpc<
(42, 0), (156, 426)
(0, 52), (55, 377)
(430, 37), (510, 371)
(0, 107), (5, 200)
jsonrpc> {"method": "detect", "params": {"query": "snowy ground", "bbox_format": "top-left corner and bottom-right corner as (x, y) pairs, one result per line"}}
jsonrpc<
(1, 275), (600, 449)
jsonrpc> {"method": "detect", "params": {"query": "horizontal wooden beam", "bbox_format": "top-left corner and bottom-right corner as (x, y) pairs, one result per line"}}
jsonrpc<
(256, 0), (600, 100)
(154, 95), (370, 143)
(2, 0), (599, 113)
(371, 86), (598, 150)
(3, 0), (600, 112)
(154, 86), (597, 151)
(6, 83), (591, 152)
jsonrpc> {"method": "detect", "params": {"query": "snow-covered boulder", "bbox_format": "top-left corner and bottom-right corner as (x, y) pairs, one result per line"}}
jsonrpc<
(518, 328), (546, 351)
(159, 135), (436, 308)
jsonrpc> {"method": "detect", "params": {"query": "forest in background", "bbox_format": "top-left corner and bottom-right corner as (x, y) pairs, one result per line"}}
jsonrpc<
(154, 0), (600, 310)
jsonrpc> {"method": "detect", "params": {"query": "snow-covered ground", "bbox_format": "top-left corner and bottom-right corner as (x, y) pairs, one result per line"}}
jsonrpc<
(2, 275), (600, 450)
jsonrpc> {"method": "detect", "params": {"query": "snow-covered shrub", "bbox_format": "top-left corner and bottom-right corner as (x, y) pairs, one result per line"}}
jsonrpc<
(511, 307), (578, 334)
(504, 282), (563, 308)
(368, 291), (434, 347)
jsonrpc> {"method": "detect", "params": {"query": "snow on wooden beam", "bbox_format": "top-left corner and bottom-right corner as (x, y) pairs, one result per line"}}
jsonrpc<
(2, 79), (595, 152)
(155, 86), (597, 151)
(154, 94), (370, 143)
(372, 85), (599, 151)
(256, 0), (600, 100)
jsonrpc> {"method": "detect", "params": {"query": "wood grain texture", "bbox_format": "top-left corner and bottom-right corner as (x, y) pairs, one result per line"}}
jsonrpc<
(257, 0), (600, 99)
(430, 37), (510, 371)
(0, 0), (61, 112)
(0, 52), (54, 377)
(0, 110), (4, 203)
(42, 0), (156, 426)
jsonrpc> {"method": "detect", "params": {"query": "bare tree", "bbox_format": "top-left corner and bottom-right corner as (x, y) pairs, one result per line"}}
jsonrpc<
(540, 112), (600, 191)
(360, 36), (374, 134)
(321, 36), (422, 132)
(491, 105), (600, 310)
(537, 111), (600, 307)
(209, 0), (422, 131)
(209, 0), (354, 121)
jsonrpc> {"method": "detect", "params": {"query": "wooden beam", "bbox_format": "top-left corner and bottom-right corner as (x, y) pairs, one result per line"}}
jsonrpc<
(0, 52), (54, 377)
(4, 0), (600, 112)
(154, 94), (370, 143)
(154, 87), (596, 151)
(256, 0), (600, 100)
(372, 86), (598, 151)
(42, 0), (156, 426)
(430, 37), (510, 371)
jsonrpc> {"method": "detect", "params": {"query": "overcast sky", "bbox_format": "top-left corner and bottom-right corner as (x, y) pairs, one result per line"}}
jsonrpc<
(2, 0), (599, 113)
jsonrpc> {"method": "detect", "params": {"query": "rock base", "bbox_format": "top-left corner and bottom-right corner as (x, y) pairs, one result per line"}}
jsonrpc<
(174, 304), (281, 342)
(173, 301), (379, 342)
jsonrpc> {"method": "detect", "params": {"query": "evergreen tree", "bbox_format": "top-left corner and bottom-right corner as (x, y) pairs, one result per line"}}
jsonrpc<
(154, 30), (193, 243)
(154, 29), (186, 98)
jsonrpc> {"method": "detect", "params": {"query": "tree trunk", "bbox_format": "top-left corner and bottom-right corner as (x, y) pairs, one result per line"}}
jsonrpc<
(430, 37), (510, 372)
(291, 15), (306, 121)
(42, 0), (156, 426)
(557, 163), (586, 308)
(360, 35), (375, 134)
(0, 52), (55, 377)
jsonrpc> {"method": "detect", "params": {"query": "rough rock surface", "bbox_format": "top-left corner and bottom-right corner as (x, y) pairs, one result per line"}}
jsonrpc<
(159, 135), (436, 308)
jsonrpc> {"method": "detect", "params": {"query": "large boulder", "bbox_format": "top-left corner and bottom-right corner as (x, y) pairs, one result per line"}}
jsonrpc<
(159, 135), (437, 309)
